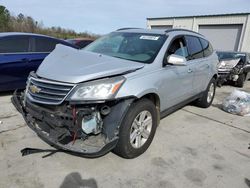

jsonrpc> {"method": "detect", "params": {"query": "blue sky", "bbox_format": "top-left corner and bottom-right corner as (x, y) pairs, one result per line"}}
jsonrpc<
(1, 0), (250, 34)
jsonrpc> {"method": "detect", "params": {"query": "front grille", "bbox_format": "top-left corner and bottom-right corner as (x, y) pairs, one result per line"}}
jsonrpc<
(27, 77), (75, 105)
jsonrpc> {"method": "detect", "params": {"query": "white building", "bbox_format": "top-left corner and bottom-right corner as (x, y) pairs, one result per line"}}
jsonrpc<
(147, 13), (250, 52)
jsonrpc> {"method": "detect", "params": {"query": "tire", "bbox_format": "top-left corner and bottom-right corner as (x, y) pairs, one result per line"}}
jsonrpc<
(113, 98), (158, 159)
(195, 78), (216, 108)
(235, 74), (245, 88)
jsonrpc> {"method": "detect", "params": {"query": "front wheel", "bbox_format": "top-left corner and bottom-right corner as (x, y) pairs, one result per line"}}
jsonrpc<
(113, 99), (158, 159)
(235, 74), (245, 88)
(195, 78), (216, 108)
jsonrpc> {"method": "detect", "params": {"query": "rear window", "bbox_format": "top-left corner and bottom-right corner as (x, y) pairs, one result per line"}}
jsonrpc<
(0, 36), (29, 53)
(185, 36), (203, 60)
(34, 37), (60, 52)
(200, 38), (213, 57)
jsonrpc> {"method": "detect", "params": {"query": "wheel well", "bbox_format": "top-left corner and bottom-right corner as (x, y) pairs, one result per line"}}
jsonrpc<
(213, 74), (218, 80)
(140, 93), (160, 125)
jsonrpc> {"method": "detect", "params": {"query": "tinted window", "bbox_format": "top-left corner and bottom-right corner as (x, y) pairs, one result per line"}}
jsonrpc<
(200, 38), (213, 57)
(34, 37), (60, 52)
(185, 36), (203, 60)
(85, 32), (167, 64)
(75, 40), (93, 49)
(0, 36), (29, 53)
(166, 37), (188, 58)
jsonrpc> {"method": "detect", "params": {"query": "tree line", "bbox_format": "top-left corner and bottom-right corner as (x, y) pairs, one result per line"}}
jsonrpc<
(0, 5), (99, 39)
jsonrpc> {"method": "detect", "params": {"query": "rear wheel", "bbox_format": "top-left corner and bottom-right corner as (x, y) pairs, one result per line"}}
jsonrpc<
(113, 99), (157, 159)
(195, 78), (216, 108)
(235, 74), (245, 88)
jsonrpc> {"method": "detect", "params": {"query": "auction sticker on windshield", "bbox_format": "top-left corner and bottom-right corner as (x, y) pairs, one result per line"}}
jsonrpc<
(140, 35), (160, 40)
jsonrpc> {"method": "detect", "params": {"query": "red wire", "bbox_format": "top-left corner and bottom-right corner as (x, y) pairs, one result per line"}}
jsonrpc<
(72, 105), (77, 145)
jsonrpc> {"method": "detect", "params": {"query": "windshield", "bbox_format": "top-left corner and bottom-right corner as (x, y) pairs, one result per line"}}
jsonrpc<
(217, 52), (246, 62)
(84, 32), (167, 63)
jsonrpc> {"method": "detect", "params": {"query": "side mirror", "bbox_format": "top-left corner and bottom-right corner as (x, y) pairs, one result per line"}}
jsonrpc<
(166, 54), (187, 66)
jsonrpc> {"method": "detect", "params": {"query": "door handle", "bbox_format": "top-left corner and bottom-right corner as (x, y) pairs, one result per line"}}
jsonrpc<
(187, 69), (193, 73)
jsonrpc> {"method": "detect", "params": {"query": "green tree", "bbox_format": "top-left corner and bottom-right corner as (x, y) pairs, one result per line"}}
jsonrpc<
(0, 5), (10, 32)
(0, 6), (99, 39)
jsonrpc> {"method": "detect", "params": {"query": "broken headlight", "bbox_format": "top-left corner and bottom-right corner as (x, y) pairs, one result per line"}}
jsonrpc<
(68, 76), (125, 101)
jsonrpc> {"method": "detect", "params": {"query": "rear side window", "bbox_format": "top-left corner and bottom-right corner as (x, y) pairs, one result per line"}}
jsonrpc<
(77, 40), (93, 49)
(185, 36), (203, 60)
(200, 38), (213, 57)
(0, 36), (29, 53)
(34, 37), (60, 52)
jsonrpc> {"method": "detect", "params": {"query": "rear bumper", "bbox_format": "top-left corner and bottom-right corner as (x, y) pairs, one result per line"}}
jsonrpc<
(12, 90), (133, 158)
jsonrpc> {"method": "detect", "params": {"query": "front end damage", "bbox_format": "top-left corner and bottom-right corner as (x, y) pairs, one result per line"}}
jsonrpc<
(12, 89), (134, 157)
(217, 58), (244, 86)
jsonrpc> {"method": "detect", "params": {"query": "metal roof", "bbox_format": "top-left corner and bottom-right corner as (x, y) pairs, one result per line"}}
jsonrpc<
(115, 28), (205, 38)
(147, 12), (250, 20)
(115, 28), (167, 34)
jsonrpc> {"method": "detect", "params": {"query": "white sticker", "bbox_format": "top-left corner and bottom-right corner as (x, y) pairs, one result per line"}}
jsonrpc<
(140, 35), (160, 40)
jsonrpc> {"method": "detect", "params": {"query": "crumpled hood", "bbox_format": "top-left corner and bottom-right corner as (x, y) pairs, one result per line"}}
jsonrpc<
(37, 44), (144, 83)
(218, 58), (240, 70)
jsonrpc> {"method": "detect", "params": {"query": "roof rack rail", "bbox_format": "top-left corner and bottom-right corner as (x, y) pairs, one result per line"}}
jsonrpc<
(165, 28), (203, 36)
(116, 27), (141, 31)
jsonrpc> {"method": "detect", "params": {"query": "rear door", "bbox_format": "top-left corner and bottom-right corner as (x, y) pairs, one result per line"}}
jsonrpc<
(28, 36), (59, 73)
(0, 36), (32, 91)
(184, 35), (209, 94)
(29, 36), (74, 71)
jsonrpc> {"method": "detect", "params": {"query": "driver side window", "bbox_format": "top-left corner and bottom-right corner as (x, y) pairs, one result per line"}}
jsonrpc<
(166, 37), (188, 58)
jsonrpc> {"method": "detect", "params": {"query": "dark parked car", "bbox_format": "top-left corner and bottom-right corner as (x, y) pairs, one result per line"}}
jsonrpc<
(0, 32), (77, 91)
(217, 51), (250, 87)
(66, 38), (94, 49)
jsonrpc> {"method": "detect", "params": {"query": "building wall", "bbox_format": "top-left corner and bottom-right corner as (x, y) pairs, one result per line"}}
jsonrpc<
(147, 14), (250, 52)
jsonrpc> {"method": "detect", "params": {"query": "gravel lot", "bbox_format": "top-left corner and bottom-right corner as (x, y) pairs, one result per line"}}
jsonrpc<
(0, 82), (250, 188)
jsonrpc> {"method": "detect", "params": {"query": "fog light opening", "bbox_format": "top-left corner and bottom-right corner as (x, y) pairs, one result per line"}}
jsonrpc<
(100, 105), (110, 115)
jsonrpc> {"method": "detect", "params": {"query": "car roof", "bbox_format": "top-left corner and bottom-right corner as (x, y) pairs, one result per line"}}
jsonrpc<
(0, 32), (59, 40)
(115, 28), (204, 38)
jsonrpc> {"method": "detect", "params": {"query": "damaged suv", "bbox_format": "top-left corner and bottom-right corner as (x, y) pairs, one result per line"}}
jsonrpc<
(12, 28), (218, 158)
(217, 51), (250, 87)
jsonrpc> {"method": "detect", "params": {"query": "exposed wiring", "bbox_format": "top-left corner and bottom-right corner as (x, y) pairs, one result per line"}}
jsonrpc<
(72, 105), (77, 145)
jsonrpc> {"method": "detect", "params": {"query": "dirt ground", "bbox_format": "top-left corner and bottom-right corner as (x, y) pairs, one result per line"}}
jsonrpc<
(0, 82), (250, 188)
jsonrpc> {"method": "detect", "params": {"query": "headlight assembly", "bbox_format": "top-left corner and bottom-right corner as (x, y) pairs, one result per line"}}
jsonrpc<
(68, 76), (125, 101)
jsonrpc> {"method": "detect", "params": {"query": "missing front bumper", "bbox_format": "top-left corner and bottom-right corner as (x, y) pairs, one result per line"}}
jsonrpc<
(218, 66), (244, 86)
(12, 90), (134, 157)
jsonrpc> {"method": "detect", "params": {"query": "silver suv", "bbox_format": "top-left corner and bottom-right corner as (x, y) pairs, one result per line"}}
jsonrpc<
(12, 28), (218, 158)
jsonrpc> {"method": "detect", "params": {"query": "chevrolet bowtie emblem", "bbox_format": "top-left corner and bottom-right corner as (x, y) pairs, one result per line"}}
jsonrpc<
(29, 85), (41, 94)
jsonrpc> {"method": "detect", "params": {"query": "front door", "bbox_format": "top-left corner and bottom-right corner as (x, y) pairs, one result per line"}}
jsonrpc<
(0, 36), (32, 91)
(160, 36), (194, 110)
